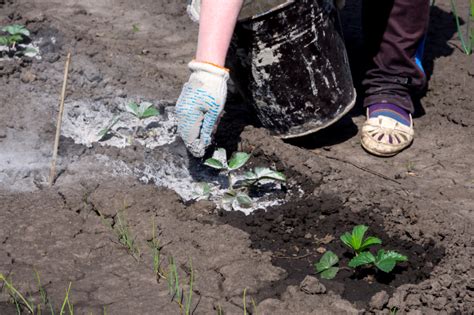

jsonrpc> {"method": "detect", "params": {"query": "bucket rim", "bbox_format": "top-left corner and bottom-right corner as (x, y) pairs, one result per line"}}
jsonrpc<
(238, 0), (296, 23)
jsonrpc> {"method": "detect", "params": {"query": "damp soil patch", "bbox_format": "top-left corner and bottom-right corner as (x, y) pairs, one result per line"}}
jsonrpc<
(219, 194), (445, 308)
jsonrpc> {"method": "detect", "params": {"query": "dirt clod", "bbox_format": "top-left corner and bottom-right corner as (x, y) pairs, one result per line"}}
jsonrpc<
(300, 275), (327, 294)
(370, 290), (390, 310)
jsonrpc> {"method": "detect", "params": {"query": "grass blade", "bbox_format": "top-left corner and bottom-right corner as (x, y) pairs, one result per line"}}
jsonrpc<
(184, 260), (194, 315)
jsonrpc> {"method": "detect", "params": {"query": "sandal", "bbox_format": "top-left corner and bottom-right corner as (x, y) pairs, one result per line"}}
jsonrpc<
(361, 108), (414, 157)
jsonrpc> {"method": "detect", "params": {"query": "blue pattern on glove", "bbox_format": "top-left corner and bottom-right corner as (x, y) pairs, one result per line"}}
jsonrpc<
(176, 84), (223, 149)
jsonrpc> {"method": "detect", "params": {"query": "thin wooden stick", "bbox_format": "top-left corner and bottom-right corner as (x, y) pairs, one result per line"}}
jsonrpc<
(49, 53), (71, 186)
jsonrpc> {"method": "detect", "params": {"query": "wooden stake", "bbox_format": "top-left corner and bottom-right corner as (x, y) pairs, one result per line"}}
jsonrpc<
(49, 53), (71, 186)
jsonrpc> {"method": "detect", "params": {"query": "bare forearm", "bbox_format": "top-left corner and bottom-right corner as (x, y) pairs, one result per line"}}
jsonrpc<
(196, 0), (244, 66)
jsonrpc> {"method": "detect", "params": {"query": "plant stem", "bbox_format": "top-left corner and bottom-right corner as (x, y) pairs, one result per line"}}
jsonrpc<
(0, 275), (35, 314)
(227, 173), (233, 190)
(243, 288), (247, 315)
(451, 0), (473, 54)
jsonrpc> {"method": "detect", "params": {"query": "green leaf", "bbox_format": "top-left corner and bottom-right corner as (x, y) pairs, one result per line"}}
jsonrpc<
(315, 251), (339, 273)
(136, 101), (153, 117)
(236, 193), (252, 208)
(221, 191), (236, 209)
(126, 102), (140, 117)
(97, 116), (120, 140)
(351, 225), (368, 251)
(132, 24), (140, 33)
(204, 158), (225, 170)
(244, 171), (257, 181)
(2, 24), (30, 37)
(194, 182), (210, 199)
(348, 251), (376, 268)
(254, 167), (286, 182)
(8, 34), (22, 43)
(228, 152), (250, 170)
(140, 106), (159, 119)
(211, 148), (228, 168)
(360, 236), (382, 251)
(374, 250), (408, 273)
(23, 47), (39, 58)
(0, 36), (9, 46)
(320, 267), (339, 280)
(340, 232), (353, 249)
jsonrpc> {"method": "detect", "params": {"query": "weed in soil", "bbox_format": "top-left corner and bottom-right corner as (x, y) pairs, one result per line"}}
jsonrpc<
(450, 0), (473, 54)
(98, 206), (141, 261)
(165, 257), (195, 315)
(148, 218), (164, 278)
(219, 194), (445, 308)
(0, 272), (76, 315)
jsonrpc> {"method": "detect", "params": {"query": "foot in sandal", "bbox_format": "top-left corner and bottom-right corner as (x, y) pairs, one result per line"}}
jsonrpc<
(361, 103), (414, 157)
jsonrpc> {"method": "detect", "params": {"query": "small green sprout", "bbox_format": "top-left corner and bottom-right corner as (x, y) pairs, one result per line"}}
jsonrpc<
(59, 282), (74, 315)
(99, 207), (140, 261)
(314, 251), (339, 279)
(165, 257), (195, 314)
(348, 249), (408, 273)
(204, 148), (286, 210)
(132, 24), (140, 33)
(184, 260), (194, 315)
(193, 182), (211, 200)
(148, 218), (163, 277)
(34, 269), (55, 314)
(340, 225), (382, 255)
(450, 0), (473, 55)
(97, 115), (121, 141)
(126, 101), (159, 120)
(97, 101), (159, 143)
(0, 24), (30, 47)
(167, 256), (181, 300)
(127, 101), (160, 141)
(114, 209), (141, 261)
(1, 272), (77, 314)
(0, 273), (35, 314)
(0, 24), (38, 58)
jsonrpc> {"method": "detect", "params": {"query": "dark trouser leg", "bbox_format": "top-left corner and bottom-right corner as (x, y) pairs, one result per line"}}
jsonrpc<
(362, 0), (430, 113)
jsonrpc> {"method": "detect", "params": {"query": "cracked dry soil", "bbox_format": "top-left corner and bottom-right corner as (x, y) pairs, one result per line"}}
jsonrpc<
(1, 0), (473, 314)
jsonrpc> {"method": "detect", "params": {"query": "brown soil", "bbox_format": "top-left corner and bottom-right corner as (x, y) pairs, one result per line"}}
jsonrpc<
(1, 0), (472, 314)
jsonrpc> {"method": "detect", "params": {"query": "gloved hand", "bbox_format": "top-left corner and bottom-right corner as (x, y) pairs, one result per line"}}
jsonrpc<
(176, 61), (230, 157)
(187, 0), (201, 23)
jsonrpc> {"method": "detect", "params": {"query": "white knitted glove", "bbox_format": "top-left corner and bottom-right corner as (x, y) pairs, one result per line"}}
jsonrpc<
(176, 61), (229, 157)
(187, 0), (201, 22)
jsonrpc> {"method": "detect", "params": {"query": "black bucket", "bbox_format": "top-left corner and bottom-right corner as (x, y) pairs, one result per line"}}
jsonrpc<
(227, 0), (356, 139)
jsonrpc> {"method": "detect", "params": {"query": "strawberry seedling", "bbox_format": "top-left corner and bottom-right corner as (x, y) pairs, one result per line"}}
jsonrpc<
(126, 101), (160, 120)
(96, 101), (159, 143)
(204, 148), (286, 210)
(97, 115), (121, 141)
(0, 24), (38, 58)
(340, 225), (382, 255)
(314, 225), (408, 280)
